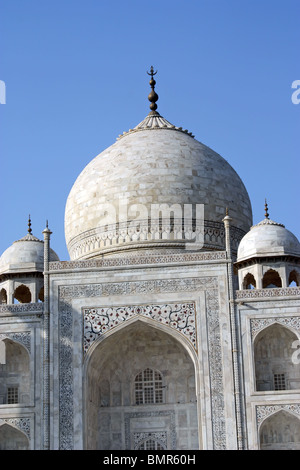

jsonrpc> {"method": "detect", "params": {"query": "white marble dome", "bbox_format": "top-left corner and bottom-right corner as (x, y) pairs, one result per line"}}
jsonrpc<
(237, 217), (300, 262)
(0, 232), (60, 274)
(65, 111), (253, 260)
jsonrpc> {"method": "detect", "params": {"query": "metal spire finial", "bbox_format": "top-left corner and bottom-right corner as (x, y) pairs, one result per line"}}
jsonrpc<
(147, 66), (159, 113)
(28, 214), (32, 234)
(264, 199), (269, 219)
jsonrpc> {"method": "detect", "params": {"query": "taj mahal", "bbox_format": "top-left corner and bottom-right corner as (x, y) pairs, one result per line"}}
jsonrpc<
(0, 68), (299, 450)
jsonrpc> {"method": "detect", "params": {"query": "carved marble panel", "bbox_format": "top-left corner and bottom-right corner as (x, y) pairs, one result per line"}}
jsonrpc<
(83, 302), (197, 354)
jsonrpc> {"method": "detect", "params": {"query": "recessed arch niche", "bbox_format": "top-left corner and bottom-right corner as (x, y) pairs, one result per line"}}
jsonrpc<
(0, 423), (29, 450)
(84, 318), (200, 450)
(254, 323), (300, 391)
(259, 410), (300, 450)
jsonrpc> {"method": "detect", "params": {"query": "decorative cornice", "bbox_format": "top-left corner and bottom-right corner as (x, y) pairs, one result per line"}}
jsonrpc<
(50, 250), (227, 272)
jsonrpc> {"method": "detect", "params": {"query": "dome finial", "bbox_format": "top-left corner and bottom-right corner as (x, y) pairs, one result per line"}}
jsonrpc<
(147, 66), (159, 114)
(264, 199), (269, 219)
(28, 214), (32, 234)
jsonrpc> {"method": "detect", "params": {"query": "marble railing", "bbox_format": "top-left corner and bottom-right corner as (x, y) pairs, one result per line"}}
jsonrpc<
(0, 302), (44, 314)
(236, 287), (300, 299)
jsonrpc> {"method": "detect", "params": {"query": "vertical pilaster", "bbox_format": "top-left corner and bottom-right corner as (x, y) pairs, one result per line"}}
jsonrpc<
(42, 222), (52, 450)
(223, 209), (246, 449)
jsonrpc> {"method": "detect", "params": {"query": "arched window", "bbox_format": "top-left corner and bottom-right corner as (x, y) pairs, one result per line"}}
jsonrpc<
(289, 270), (300, 287)
(134, 368), (163, 405)
(262, 269), (282, 288)
(243, 273), (256, 289)
(13, 285), (31, 304)
(0, 289), (7, 304)
(38, 286), (44, 302)
(137, 438), (166, 450)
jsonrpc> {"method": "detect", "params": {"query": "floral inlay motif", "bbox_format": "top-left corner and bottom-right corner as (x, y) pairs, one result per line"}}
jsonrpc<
(83, 303), (197, 353)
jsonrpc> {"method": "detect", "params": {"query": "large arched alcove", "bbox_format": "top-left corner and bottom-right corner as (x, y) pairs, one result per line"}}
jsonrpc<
(0, 423), (29, 450)
(0, 338), (30, 404)
(254, 323), (300, 391)
(84, 319), (200, 450)
(259, 410), (300, 450)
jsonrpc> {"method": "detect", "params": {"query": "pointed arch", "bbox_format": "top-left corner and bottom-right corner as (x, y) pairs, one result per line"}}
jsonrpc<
(259, 409), (300, 450)
(0, 288), (7, 304)
(289, 269), (300, 287)
(0, 422), (30, 450)
(84, 314), (199, 370)
(38, 286), (44, 302)
(262, 269), (282, 288)
(0, 338), (30, 404)
(13, 284), (31, 303)
(242, 272), (256, 289)
(83, 317), (200, 450)
(254, 323), (300, 391)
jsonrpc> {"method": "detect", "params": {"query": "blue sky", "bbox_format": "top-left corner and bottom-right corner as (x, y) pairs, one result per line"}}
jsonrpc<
(1, 0), (299, 260)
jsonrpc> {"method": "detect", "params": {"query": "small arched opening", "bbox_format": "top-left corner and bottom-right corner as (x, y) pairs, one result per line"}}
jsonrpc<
(0, 288), (7, 304)
(262, 269), (282, 288)
(38, 286), (44, 302)
(13, 285), (31, 304)
(242, 273), (256, 289)
(288, 269), (300, 287)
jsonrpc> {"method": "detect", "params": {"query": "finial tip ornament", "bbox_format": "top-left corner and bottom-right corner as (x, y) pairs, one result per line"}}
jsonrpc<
(28, 214), (32, 234)
(264, 199), (269, 219)
(147, 66), (159, 113)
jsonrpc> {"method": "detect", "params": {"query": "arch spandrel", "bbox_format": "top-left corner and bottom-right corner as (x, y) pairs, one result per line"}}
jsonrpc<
(83, 302), (197, 358)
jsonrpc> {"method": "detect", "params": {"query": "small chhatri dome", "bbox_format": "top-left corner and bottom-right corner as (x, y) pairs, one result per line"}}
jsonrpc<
(0, 217), (60, 274)
(65, 68), (253, 261)
(237, 201), (300, 262)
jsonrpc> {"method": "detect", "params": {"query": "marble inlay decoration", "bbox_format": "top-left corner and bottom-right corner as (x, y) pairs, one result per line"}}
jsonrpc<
(256, 404), (300, 426)
(83, 302), (197, 353)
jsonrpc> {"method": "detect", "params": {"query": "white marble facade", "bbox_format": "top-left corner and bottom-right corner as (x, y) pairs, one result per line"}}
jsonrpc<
(0, 84), (299, 450)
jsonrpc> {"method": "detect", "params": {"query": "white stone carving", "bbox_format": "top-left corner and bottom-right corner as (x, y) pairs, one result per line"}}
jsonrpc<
(256, 404), (300, 426)
(0, 331), (31, 353)
(250, 317), (300, 339)
(236, 287), (300, 299)
(83, 303), (197, 353)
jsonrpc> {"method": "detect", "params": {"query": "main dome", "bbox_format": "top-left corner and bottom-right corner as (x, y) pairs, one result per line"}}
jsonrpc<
(65, 72), (252, 260)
